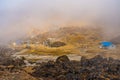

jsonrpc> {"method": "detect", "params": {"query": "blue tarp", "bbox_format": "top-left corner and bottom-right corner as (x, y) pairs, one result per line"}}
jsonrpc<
(101, 41), (113, 47)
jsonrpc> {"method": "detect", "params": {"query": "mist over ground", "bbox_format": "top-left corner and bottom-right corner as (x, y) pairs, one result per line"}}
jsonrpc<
(0, 0), (120, 43)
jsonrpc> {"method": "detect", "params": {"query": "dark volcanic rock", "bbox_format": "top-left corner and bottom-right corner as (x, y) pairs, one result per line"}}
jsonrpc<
(0, 46), (25, 68)
(56, 55), (70, 63)
(32, 55), (120, 80)
(50, 41), (66, 47)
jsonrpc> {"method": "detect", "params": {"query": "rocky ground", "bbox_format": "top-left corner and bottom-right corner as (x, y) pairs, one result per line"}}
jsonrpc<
(0, 49), (120, 80)
(0, 70), (37, 80)
(32, 55), (120, 80)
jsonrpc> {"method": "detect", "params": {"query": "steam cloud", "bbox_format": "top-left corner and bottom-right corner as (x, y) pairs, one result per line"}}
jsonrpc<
(0, 0), (120, 43)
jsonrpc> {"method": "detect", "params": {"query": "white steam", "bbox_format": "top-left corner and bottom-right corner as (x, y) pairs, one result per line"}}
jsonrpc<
(0, 0), (120, 43)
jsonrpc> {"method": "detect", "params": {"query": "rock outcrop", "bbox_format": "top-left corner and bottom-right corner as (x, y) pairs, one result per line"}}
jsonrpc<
(32, 55), (120, 80)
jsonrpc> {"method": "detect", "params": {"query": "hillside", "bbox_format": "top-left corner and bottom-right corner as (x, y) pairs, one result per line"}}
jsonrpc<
(17, 27), (104, 58)
(1, 27), (120, 80)
(12, 26), (120, 60)
(111, 35), (120, 44)
(30, 27), (102, 44)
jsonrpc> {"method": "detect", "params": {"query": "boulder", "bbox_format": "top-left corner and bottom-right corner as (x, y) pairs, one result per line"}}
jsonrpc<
(56, 55), (70, 64)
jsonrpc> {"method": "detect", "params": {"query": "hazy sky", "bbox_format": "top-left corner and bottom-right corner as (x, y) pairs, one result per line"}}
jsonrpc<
(0, 0), (120, 42)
